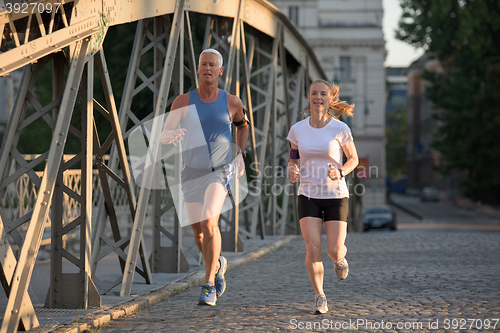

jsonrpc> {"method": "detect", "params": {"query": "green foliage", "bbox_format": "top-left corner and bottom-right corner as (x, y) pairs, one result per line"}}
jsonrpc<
(386, 108), (408, 176)
(397, 0), (500, 204)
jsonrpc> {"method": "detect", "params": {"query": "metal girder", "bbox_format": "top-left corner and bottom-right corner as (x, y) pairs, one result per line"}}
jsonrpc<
(1, 0), (326, 79)
(120, 0), (185, 297)
(0, 58), (58, 333)
(0, 219), (38, 331)
(243, 23), (281, 238)
(150, 11), (191, 273)
(271, 31), (306, 236)
(0, 0), (100, 77)
(0, 38), (89, 333)
(89, 48), (153, 295)
(44, 57), (100, 309)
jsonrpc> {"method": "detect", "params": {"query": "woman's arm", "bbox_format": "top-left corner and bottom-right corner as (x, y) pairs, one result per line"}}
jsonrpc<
(288, 142), (300, 183)
(340, 140), (359, 176)
(328, 140), (359, 181)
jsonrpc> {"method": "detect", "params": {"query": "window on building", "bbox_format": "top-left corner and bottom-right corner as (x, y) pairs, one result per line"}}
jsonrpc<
(289, 6), (299, 26)
(340, 56), (352, 80)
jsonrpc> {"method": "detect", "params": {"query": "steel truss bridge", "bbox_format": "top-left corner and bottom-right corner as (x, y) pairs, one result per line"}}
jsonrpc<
(0, 0), (326, 331)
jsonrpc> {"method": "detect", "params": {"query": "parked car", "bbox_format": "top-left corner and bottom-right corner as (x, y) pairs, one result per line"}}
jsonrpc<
(363, 205), (396, 231)
(421, 187), (440, 202)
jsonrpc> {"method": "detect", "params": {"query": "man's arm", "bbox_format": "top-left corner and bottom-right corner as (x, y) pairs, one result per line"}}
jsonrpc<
(160, 93), (189, 145)
(228, 94), (249, 154)
(228, 94), (249, 177)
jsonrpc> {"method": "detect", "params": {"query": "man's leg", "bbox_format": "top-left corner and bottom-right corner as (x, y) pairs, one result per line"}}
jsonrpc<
(199, 182), (228, 285)
(185, 202), (204, 252)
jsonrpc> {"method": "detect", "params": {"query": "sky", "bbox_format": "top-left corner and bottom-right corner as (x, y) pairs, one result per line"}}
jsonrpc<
(383, 0), (424, 68)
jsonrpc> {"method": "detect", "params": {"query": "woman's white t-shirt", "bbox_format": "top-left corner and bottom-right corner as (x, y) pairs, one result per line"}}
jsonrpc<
(287, 116), (353, 199)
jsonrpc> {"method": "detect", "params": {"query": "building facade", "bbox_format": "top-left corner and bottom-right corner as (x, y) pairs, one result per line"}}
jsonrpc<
(406, 54), (461, 195)
(269, 0), (387, 208)
(386, 67), (407, 115)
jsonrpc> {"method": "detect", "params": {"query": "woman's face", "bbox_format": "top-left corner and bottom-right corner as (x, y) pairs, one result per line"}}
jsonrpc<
(308, 82), (332, 114)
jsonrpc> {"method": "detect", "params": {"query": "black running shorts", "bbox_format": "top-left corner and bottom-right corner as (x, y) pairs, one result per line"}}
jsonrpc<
(297, 195), (349, 222)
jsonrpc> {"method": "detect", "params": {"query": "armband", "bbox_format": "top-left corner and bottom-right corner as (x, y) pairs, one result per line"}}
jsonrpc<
(289, 148), (300, 160)
(234, 108), (250, 127)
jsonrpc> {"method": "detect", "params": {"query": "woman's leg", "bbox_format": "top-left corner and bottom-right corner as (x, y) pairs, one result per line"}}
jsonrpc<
(300, 217), (325, 295)
(324, 220), (347, 261)
(325, 220), (348, 279)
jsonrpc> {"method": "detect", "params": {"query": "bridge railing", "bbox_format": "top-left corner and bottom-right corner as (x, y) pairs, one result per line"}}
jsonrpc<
(1, 155), (176, 251)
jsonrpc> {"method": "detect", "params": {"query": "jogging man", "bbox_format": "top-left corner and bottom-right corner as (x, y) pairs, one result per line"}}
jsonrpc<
(160, 48), (249, 306)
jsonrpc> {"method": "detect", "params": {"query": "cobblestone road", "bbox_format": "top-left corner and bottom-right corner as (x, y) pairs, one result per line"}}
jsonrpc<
(99, 230), (500, 332)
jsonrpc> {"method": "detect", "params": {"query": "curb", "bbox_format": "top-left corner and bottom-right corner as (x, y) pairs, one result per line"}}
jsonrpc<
(43, 235), (300, 333)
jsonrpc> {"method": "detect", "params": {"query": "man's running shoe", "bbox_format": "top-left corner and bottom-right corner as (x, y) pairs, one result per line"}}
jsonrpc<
(214, 256), (227, 297)
(197, 282), (217, 306)
(310, 294), (328, 314)
(334, 258), (349, 280)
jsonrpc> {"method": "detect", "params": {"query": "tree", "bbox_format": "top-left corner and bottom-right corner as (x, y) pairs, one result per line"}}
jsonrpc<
(397, 0), (500, 204)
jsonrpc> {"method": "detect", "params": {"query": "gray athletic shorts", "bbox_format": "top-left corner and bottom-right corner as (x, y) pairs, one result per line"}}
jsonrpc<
(181, 163), (235, 203)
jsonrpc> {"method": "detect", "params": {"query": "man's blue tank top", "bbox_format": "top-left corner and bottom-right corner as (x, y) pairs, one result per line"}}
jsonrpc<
(179, 89), (232, 168)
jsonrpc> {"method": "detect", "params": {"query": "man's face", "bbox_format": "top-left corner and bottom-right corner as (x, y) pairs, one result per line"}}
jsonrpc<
(198, 52), (223, 83)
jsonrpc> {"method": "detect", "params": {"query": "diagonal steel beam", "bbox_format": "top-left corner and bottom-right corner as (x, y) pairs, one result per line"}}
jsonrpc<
(0, 38), (89, 333)
(0, 217), (39, 331)
(120, 0), (185, 297)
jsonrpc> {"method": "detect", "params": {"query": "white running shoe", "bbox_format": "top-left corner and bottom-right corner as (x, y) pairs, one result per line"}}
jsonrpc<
(334, 258), (349, 280)
(310, 294), (328, 314)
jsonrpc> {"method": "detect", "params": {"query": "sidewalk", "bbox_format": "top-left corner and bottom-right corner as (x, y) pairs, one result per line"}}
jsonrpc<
(82, 230), (500, 332)
(7, 235), (299, 333)
(390, 193), (500, 230)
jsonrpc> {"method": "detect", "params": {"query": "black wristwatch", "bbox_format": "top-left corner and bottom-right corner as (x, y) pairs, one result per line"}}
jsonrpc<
(238, 151), (247, 159)
(338, 168), (345, 179)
